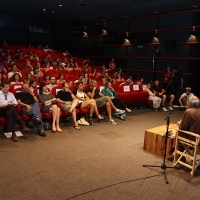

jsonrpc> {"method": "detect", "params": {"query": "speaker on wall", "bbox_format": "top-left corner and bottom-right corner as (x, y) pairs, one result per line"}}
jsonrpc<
(164, 40), (176, 51)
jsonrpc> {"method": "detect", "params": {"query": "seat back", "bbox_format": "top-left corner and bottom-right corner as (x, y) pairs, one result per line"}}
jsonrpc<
(173, 128), (200, 177)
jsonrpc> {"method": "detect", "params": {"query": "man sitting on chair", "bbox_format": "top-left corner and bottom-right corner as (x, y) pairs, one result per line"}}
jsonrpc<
(167, 96), (200, 161)
(15, 84), (46, 137)
(0, 81), (30, 142)
(179, 87), (194, 107)
(152, 80), (175, 112)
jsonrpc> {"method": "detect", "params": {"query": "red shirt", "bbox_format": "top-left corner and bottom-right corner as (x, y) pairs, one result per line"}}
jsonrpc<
(164, 71), (173, 83)
(109, 62), (116, 69)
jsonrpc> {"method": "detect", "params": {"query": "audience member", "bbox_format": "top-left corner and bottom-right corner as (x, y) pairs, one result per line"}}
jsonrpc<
(10, 73), (23, 85)
(15, 84), (46, 137)
(0, 81), (29, 142)
(47, 76), (57, 91)
(74, 81), (104, 124)
(8, 64), (22, 79)
(38, 82), (62, 132)
(29, 79), (37, 91)
(179, 87), (194, 106)
(145, 83), (162, 111)
(85, 80), (125, 124)
(101, 81), (132, 116)
(109, 58), (116, 70)
(57, 74), (66, 86)
(56, 82), (80, 130)
(43, 73), (50, 84)
(163, 66), (173, 91)
(24, 72), (33, 84)
(152, 80), (175, 111)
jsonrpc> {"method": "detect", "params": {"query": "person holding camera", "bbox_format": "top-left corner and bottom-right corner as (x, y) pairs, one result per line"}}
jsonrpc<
(38, 82), (62, 133)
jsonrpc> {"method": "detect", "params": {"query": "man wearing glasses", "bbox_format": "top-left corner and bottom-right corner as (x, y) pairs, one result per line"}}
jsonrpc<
(0, 80), (30, 142)
(47, 76), (57, 92)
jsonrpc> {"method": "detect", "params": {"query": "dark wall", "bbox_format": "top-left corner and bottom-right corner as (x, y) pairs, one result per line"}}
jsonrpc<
(0, 12), (67, 50)
(69, 11), (200, 96)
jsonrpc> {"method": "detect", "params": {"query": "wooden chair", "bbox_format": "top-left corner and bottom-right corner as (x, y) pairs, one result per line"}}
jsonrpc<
(173, 128), (200, 177)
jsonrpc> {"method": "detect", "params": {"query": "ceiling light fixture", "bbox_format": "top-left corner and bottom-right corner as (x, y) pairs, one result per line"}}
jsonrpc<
(190, 26), (196, 36)
(59, 5), (62, 7)
(43, 8), (46, 11)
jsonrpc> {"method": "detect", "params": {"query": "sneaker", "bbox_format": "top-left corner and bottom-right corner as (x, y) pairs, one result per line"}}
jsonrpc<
(162, 107), (168, 112)
(115, 109), (125, 114)
(168, 106), (174, 111)
(77, 118), (89, 126)
(108, 119), (117, 125)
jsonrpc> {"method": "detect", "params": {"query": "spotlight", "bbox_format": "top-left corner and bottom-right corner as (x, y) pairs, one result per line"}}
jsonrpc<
(83, 32), (88, 37)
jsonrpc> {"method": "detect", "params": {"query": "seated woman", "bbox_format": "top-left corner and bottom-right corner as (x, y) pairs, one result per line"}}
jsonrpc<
(38, 82), (62, 132)
(101, 82), (132, 119)
(74, 81), (104, 124)
(74, 63), (82, 71)
(57, 74), (66, 86)
(32, 63), (43, 77)
(145, 83), (162, 111)
(10, 73), (23, 85)
(43, 73), (50, 84)
(24, 72), (33, 84)
(137, 77), (144, 85)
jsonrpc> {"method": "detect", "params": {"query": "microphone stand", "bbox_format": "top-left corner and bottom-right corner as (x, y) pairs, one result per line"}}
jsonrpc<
(143, 110), (177, 184)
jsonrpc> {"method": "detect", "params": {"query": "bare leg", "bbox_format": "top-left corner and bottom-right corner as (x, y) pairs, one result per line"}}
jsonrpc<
(52, 105), (57, 131)
(104, 96), (117, 110)
(169, 95), (175, 105)
(162, 95), (166, 107)
(69, 99), (79, 112)
(56, 107), (62, 132)
(106, 102), (112, 120)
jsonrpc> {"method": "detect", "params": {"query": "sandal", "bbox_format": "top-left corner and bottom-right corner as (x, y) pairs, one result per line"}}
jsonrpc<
(52, 126), (56, 132)
(73, 125), (81, 130)
(56, 127), (62, 132)
(97, 114), (105, 121)
(88, 117), (93, 125)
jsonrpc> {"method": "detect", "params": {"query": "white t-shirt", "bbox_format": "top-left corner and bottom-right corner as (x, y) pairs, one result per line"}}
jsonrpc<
(77, 91), (85, 103)
(180, 93), (194, 99)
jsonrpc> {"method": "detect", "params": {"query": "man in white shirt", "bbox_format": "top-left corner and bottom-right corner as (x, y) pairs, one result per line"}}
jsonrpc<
(0, 80), (29, 142)
(179, 87), (194, 106)
(47, 76), (57, 92)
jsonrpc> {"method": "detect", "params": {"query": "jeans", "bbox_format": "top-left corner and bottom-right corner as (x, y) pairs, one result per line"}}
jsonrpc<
(21, 103), (44, 132)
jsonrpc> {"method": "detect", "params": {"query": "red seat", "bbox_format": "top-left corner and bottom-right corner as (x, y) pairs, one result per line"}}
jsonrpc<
(65, 75), (76, 83)
(59, 69), (70, 76)
(129, 84), (140, 104)
(47, 69), (59, 77)
(10, 84), (23, 93)
(117, 84), (131, 105)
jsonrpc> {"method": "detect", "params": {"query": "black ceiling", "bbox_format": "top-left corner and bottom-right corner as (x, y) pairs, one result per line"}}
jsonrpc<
(0, 0), (200, 22)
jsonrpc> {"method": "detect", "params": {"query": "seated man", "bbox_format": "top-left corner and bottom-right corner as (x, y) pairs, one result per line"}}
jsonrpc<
(47, 76), (57, 92)
(0, 81), (29, 142)
(85, 80), (125, 124)
(179, 87), (194, 106)
(167, 96), (200, 161)
(152, 80), (175, 111)
(56, 82), (80, 130)
(15, 84), (46, 137)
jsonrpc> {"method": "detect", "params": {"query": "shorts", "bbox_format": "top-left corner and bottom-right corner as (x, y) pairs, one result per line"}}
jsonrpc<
(95, 97), (106, 107)
(61, 102), (73, 111)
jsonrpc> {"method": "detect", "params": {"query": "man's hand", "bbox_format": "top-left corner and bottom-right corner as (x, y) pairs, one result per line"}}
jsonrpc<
(26, 105), (32, 111)
(93, 87), (96, 90)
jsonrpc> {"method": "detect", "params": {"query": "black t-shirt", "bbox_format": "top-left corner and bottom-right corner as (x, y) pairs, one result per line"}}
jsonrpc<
(56, 90), (73, 101)
(171, 71), (182, 87)
(85, 87), (101, 99)
(152, 85), (162, 93)
(15, 92), (35, 105)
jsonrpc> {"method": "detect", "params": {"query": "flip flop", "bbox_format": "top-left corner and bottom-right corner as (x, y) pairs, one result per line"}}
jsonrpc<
(73, 125), (81, 130)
